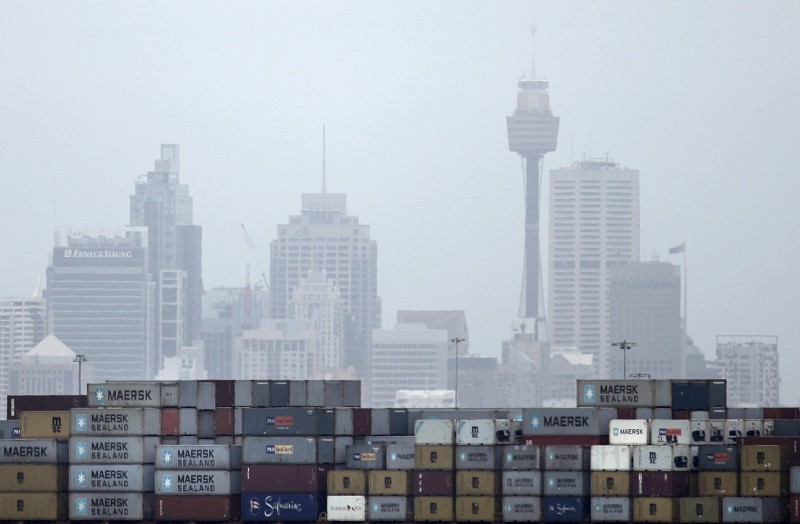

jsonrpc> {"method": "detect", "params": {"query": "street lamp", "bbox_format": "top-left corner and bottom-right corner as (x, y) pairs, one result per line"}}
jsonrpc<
(73, 354), (87, 394)
(611, 340), (637, 379)
(450, 337), (465, 409)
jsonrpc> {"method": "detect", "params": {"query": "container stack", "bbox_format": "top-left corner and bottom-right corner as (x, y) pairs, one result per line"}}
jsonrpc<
(0, 438), (68, 521)
(413, 417), (455, 521)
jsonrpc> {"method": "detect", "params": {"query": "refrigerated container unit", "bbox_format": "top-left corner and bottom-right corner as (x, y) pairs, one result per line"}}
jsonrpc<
(650, 419), (692, 445)
(633, 445), (690, 471)
(608, 419), (649, 445)
(414, 419), (454, 445)
(590, 445), (631, 471)
(455, 418), (509, 445)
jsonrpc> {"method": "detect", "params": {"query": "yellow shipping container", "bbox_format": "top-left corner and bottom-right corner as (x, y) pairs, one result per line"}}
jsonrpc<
(19, 411), (70, 438)
(678, 497), (721, 523)
(0, 493), (67, 520)
(591, 471), (631, 496)
(455, 471), (499, 496)
(368, 470), (411, 496)
(740, 445), (788, 472)
(327, 470), (366, 495)
(0, 465), (67, 492)
(697, 471), (738, 496)
(455, 496), (498, 522)
(739, 471), (789, 497)
(633, 497), (678, 523)
(414, 496), (453, 522)
(415, 445), (454, 470)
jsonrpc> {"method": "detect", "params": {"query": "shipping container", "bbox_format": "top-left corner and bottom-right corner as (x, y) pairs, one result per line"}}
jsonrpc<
(739, 471), (789, 497)
(710, 407), (728, 420)
(456, 419), (502, 445)
(725, 419), (744, 444)
(543, 471), (589, 496)
(609, 419), (649, 445)
(672, 381), (690, 410)
(0, 492), (67, 520)
(455, 445), (499, 470)
(88, 382), (162, 407)
(653, 380), (672, 407)
(502, 495), (541, 522)
(335, 408), (353, 435)
(709, 419), (726, 442)
(415, 419), (454, 444)
(346, 444), (386, 470)
(71, 407), (161, 436)
(371, 408), (390, 436)
(196, 381), (215, 410)
(69, 436), (145, 464)
(590, 445), (631, 471)
(578, 379), (655, 407)
(722, 496), (786, 523)
(741, 445), (788, 472)
(0, 438), (67, 463)
(288, 380), (307, 407)
(0, 463), (66, 491)
(242, 464), (325, 492)
(389, 408), (409, 435)
(215, 407), (235, 436)
(328, 470), (367, 495)
(633, 445), (688, 471)
(252, 382), (270, 407)
(709, 380), (727, 407)
(414, 470), (454, 496)
(156, 444), (233, 470)
(317, 436), (334, 464)
(524, 435), (609, 446)
(368, 470), (411, 496)
(415, 444), (454, 470)
(69, 464), (151, 492)
(270, 381), (290, 407)
(327, 495), (366, 521)
(160, 381), (179, 406)
(242, 436), (317, 464)
(698, 445), (739, 471)
(241, 492), (321, 522)
(633, 496), (678, 522)
(414, 496), (453, 522)
(650, 419), (691, 445)
(633, 471), (691, 497)
(179, 407), (198, 435)
(324, 380), (344, 407)
(69, 492), (150, 520)
(386, 444), (415, 470)
(334, 436), (353, 464)
(155, 469), (232, 495)
(319, 408), (335, 435)
(353, 408), (371, 436)
(455, 495), (497, 521)
(501, 444), (541, 470)
(7, 394), (86, 420)
(522, 407), (608, 436)
(307, 380), (325, 407)
(679, 497), (721, 523)
(691, 381), (710, 411)
(792, 494), (800, 523)
(793, 466), (800, 494)
(455, 471), (499, 496)
(591, 496), (631, 522)
(197, 410), (215, 438)
(543, 445), (590, 471)
(542, 495), (589, 522)
(637, 407), (654, 420)
(155, 494), (237, 521)
(235, 380), (254, 407)
(502, 470), (542, 495)
(0, 420), (19, 439)
(367, 495), (410, 521)
(20, 410), (70, 438)
(590, 471), (631, 496)
(242, 408), (319, 436)
(692, 420), (710, 444)
(697, 471), (739, 496)
(344, 380), (361, 407)
(370, 435), (416, 446)
(161, 407), (179, 436)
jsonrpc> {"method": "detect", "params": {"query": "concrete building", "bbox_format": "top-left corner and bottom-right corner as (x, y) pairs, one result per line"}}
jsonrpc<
(548, 159), (640, 378)
(46, 229), (154, 380)
(447, 355), (498, 408)
(369, 324), (448, 408)
(270, 191), (380, 378)
(716, 336), (780, 407)
(0, 298), (46, 419)
(9, 335), (92, 396)
(290, 270), (344, 373)
(608, 261), (683, 379)
(235, 319), (317, 380)
(396, 310), (469, 358)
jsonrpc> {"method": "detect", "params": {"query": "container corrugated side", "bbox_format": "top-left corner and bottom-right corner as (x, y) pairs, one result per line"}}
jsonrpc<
(502, 495), (541, 522)
(327, 470), (367, 495)
(721, 497), (767, 523)
(591, 471), (631, 496)
(69, 436), (145, 464)
(739, 471), (789, 497)
(455, 444), (499, 470)
(542, 495), (589, 522)
(633, 445), (690, 471)
(679, 496), (721, 523)
(414, 419), (454, 444)
(197, 410), (215, 438)
(241, 464), (325, 492)
(698, 471), (738, 496)
(522, 408), (603, 436)
(455, 495), (498, 522)
(741, 445), (788, 471)
(88, 382), (162, 407)
(0, 420), (20, 439)
(414, 496), (454, 522)
(0, 464), (66, 491)
(242, 408), (319, 436)
(650, 419), (692, 445)
(0, 493), (67, 520)
(235, 380), (254, 407)
(69, 492), (150, 520)
(698, 445), (739, 471)
(156, 444), (232, 470)
(590, 445), (631, 471)
(415, 444), (455, 470)
(242, 436), (317, 464)
(371, 408), (391, 436)
(543, 445), (590, 470)
(543, 471), (590, 496)
(155, 469), (232, 495)
(456, 419), (500, 445)
(241, 492), (320, 521)
(19, 410), (70, 438)
(367, 495), (409, 521)
(155, 494), (236, 521)
(345, 444), (386, 469)
(7, 394), (86, 420)
(455, 471), (499, 496)
(591, 496), (631, 522)
(386, 444), (415, 470)
(288, 380), (307, 407)
(0, 438), (68, 463)
(502, 470), (542, 495)
(197, 381), (216, 410)
(368, 470), (411, 496)
(500, 444), (541, 470)
(633, 496), (678, 522)
(414, 470), (454, 496)
(327, 495), (366, 521)
(69, 464), (151, 492)
(251, 382), (270, 407)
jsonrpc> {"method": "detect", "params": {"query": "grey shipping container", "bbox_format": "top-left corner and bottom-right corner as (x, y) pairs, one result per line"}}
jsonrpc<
(346, 444), (386, 469)
(543, 445), (590, 471)
(235, 380), (254, 407)
(577, 379), (655, 407)
(722, 496), (784, 523)
(197, 381), (216, 410)
(69, 437), (145, 464)
(0, 421), (20, 439)
(68, 464), (153, 492)
(324, 381), (344, 407)
(70, 408), (161, 436)
(335, 436), (353, 464)
(654, 380), (672, 407)
(289, 381), (307, 407)
(502, 496), (541, 522)
(502, 471), (542, 495)
(161, 382), (180, 407)
(698, 445), (739, 471)
(242, 408), (319, 436)
(371, 409), (391, 436)
(386, 445), (416, 470)
(522, 408), (604, 436)
(242, 436), (317, 464)
(252, 382), (271, 407)
(591, 496), (631, 522)
(87, 382), (162, 408)
(180, 408), (198, 436)
(319, 409), (335, 435)
(389, 409), (408, 435)
(179, 435), (199, 445)
(270, 381), (290, 407)
(155, 469), (232, 495)
(344, 380), (361, 407)
(543, 471), (590, 496)
(335, 408), (354, 435)
(307, 380), (325, 407)
(367, 435), (416, 446)
(455, 445), (499, 470)
(317, 437), (335, 464)
(179, 381), (198, 407)
(155, 445), (234, 470)
(197, 410), (215, 438)
(0, 438), (67, 463)
(367, 496), (410, 521)
(69, 492), (152, 520)
(501, 445), (542, 470)
(709, 380), (727, 407)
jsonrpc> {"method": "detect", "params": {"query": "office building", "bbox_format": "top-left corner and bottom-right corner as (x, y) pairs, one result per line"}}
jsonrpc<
(548, 159), (640, 378)
(235, 319), (317, 380)
(447, 355), (498, 408)
(270, 191), (380, 377)
(608, 261), (682, 379)
(290, 270), (344, 373)
(716, 335), (780, 407)
(396, 310), (469, 358)
(9, 335), (91, 396)
(0, 298), (46, 419)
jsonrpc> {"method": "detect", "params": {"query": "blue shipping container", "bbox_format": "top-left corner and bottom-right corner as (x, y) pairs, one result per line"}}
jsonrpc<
(242, 492), (322, 522)
(542, 496), (589, 523)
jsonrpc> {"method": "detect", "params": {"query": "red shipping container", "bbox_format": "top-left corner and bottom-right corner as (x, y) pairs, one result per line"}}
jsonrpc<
(616, 407), (636, 420)
(242, 464), (327, 493)
(633, 471), (690, 497)
(161, 408), (180, 436)
(790, 494), (800, 523)
(672, 410), (691, 420)
(353, 408), (372, 436)
(414, 470), (454, 496)
(213, 380), (236, 407)
(523, 435), (608, 446)
(155, 495), (238, 521)
(215, 407), (235, 436)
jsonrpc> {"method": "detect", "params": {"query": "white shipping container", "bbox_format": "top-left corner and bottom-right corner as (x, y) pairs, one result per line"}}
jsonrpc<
(69, 492), (149, 520)
(70, 408), (161, 436)
(744, 419), (763, 437)
(609, 420), (648, 445)
(591, 497), (631, 522)
(691, 420), (709, 444)
(155, 470), (232, 495)
(87, 382), (162, 408)
(327, 495), (366, 521)
(650, 419), (691, 445)
(69, 437), (145, 464)
(763, 420), (775, 437)
(456, 420), (498, 445)
(414, 419), (454, 445)
(590, 446), (631, 471)
(724, 419), (743, 444)
(709, 420), (726, 443)
(633, 446), (675, 471)
(68, 464), (152, 492)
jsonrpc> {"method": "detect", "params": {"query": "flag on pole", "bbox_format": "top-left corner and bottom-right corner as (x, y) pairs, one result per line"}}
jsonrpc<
(669, 242), (686, 255)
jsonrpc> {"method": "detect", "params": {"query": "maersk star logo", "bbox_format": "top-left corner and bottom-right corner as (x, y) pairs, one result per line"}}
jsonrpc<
(75, 442), (88, 459)
(76, 414), (88, 431)
(75, 498), (88, 515)
(94, 387), (106, 404)
(161, 449), (173, 466)
(75, 471), (87, 487)
(583, 385), (596, 403)
(162, 474), (174, 492)
(529, 414), (541, 431)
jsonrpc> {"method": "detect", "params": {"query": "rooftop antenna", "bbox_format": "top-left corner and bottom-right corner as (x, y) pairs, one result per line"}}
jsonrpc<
(530, 21), (537, 79)
(322, 124), (327, 193)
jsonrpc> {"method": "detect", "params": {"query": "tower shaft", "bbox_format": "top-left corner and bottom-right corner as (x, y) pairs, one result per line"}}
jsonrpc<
(523, 155), (541, 319)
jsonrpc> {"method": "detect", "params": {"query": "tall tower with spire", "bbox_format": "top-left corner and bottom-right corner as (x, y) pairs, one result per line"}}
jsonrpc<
(506, 26), (559, 332)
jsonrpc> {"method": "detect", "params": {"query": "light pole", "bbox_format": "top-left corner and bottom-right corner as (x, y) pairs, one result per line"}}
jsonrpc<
(73, 354), (87, 395)
(450, 337), (465, 409)
(611, 340), (636, 379)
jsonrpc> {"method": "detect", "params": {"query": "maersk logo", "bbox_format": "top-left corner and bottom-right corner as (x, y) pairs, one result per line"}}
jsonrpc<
(529, 414), (542, 431)
(75, 470), (88, 487)
(583, 385), (596, 403)
(161, 448), (174, 466)
(75, 441), (88, 459)
(93, 387), (107, 404)
(161, 474), (174, 492)
(75, 414), (88, 431)
(75, 497), (89, 516)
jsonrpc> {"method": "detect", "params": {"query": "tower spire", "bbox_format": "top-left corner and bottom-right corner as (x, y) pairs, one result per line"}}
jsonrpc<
(530, 22), (537, 79)
(322, 124), (327, 193)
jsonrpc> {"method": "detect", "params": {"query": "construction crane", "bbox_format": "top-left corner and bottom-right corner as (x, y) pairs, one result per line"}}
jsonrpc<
(240, 224), (270, 292)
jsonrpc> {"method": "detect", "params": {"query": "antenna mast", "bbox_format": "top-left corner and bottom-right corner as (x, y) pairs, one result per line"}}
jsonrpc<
(322, 124), (327, 193)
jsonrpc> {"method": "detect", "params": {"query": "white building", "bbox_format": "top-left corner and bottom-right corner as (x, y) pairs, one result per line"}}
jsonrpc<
(9, 335), (93, 396)
(290, 270), (344, 373)
(235, 319), (317, 380)
(0, 298), (46, 419)
(369, 323), (448, 408)
(548, 159), (640, 378)
(716, 336), (780, 407)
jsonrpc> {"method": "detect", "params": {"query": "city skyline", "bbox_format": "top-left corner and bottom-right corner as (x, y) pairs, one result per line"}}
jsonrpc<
(1, 3), (798, 400)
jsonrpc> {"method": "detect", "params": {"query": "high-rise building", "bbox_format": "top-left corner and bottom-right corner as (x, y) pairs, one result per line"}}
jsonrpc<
(396, 310), (469, 358)
(608, 261), (682, 379)
(130, 144), (203, 360)
(506, 27), (559, 326)
(9, 335), (90, 396)
(235, 319), (317, 380)
(290, 270), (344, 374)
(716, 335), (780, 407)
(46, 229), (154, 380)
(0, 298), (46, 420)
(548, 159), (640, 377)
(270, 192), (380, 377)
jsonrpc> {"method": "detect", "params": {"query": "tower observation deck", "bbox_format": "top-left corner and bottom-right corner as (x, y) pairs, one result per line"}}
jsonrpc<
(506, 28), (559, 325)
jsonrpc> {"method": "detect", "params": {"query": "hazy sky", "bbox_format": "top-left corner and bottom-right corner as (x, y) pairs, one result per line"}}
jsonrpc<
(2, 2), (798, 401)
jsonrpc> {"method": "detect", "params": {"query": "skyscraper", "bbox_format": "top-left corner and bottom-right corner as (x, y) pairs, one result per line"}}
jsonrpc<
(716, 335), (780, 407)
(506, 26), (559, 326)
(130, 144), (203, 365)
(270, 191), (380, 377)
(0, 298), (46, 420)
(290, 270), (344, 374)
(548, 159), (640, 377)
